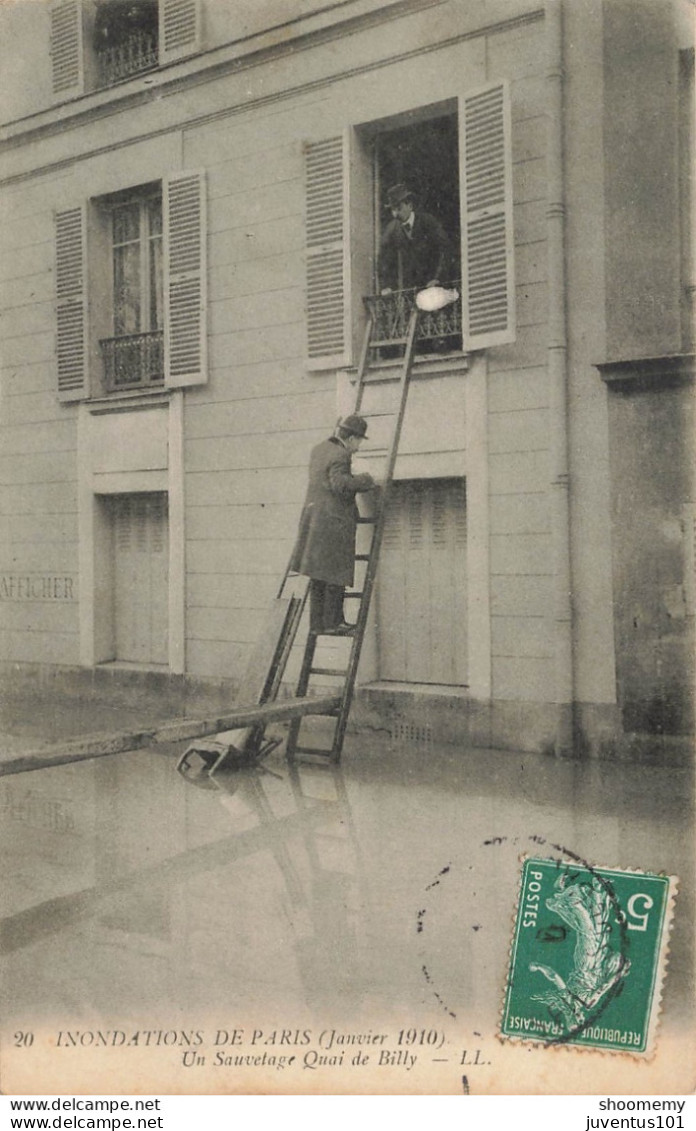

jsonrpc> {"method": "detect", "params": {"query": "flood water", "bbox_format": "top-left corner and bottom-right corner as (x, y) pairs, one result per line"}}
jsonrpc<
(1, 732), (693, 1094)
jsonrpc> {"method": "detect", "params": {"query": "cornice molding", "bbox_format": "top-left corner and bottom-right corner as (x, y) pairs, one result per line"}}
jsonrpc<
(596, 354), (695, 390)
(0, 6), (544, 189)
(0, 0), (448, 146)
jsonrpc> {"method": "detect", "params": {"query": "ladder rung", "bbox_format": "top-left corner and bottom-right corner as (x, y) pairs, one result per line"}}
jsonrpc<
(310, 666), (349, 677)
(356, 517), (377, 524)
(344, 591), (364, 599)
(292, 747), (333, 758)
(354, 554), (371, 562)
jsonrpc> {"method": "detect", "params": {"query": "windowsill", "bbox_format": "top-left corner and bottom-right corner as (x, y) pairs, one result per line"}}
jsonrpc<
(340, 350), (470, 384)
(595, 353), (695, 389)
(360, 680), (470, 697)
(96, 64), (159, 93)
(97, 660), (169, 672)
(86, 387), (171, 414)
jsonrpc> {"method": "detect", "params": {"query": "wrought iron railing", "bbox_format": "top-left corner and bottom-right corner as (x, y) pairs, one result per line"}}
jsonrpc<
(364, 282), (463, 353)
(100, 331), (164, 392)
(96, 31), (158, 87)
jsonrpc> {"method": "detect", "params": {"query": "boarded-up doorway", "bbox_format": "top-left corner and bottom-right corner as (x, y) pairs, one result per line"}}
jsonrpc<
(377, 478), (467, 685)
(108, 492), (169, 665)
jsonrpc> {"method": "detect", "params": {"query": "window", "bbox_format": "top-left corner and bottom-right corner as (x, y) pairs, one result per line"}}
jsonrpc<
(374, 112), (461, 289)
(105, 492), (169, 665)
(370, 111), (462, 356)
(101, 189), (164, 391)
(94, 0), (159, 88)
(303, 82), (515, 368)
(377, 478), (467, 685)
(54, 171), (207, 401)
(49, 0), (200, 97)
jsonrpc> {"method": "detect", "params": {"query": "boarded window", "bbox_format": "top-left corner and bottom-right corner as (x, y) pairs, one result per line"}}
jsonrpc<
(109, 493), (169, 665)
(377, 478), (467, 685)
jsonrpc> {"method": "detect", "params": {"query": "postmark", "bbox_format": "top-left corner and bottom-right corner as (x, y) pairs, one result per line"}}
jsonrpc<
(500, 856), (677, 1056)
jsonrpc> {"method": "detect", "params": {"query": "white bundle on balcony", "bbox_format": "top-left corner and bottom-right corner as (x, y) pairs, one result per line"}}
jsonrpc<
(415, 286), (460, 312)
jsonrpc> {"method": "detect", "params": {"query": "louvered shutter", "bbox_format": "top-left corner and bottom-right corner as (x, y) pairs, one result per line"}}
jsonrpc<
(49, 0), (84, 97)
(460, 81), (515, 350)
(159, 0), (201, 64)
(55, 205), (88, 401)
(163, 170), (207, 388)
(304, 135), (349, 369)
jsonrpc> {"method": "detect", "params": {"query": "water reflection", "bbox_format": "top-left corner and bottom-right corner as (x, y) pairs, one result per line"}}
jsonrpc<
(0, 737), (693, 1039)
(176, 751), (366, 1014)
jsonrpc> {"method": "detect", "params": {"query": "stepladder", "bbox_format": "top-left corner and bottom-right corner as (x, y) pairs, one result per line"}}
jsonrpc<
(284, 304), (423, 765)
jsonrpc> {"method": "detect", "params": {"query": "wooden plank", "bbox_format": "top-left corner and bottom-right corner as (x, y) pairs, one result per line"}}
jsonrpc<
(236, 596), (296, 703)
(0, 694), (342, 777)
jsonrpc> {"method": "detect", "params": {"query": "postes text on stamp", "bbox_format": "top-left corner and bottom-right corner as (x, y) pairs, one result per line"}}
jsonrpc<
(500, 856), (677, 1055)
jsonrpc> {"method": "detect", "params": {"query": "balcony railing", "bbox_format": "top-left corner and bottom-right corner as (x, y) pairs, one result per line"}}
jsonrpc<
(100, 331), (164, 392)
(96, 30), (158, 87)
(364, 283), (462, 355)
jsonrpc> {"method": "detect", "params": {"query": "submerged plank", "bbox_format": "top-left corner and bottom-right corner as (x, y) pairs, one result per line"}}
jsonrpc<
(0, 695), (342, 777)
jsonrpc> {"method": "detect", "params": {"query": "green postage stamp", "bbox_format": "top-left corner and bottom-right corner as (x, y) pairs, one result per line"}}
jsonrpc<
(500, 856), (677, 1055)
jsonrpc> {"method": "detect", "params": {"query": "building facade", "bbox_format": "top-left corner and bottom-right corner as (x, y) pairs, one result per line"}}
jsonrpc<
(0, 0), (693, 760)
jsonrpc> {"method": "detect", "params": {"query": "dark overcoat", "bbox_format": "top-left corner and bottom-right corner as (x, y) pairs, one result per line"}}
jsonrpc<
(378, 210), (451, 291)
(290, 437), (374, 587)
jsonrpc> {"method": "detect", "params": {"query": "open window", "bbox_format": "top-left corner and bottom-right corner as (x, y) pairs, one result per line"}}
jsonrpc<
(303, 83), (515, 368)
(93, 0), (159, 87)
(370, 107), (462, 357)
(374, 111), (461, 289)
(49, 0), (201, 96)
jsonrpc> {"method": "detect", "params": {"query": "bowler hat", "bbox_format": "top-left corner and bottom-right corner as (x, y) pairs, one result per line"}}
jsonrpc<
(386, 183), (413, 209)
(340, 413), (369, 439)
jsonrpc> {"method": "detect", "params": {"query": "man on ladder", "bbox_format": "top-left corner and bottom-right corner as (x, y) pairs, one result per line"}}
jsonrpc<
(289, 414), (379, 638)
(177, 288), (457, 774)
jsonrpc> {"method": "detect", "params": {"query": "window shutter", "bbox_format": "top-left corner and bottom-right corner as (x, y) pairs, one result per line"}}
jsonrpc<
(55, 205), (88, 401)
(163, 170), (207, 388)
(460, 81), (515, 350)
(159, 0), (201, 64)
(304, 135), (349, 369)
(49, 0), (84, 97)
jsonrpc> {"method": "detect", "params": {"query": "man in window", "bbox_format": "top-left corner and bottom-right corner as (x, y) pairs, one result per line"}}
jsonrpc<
(290, 415), (377, 637)
(378, 183), (452, 294)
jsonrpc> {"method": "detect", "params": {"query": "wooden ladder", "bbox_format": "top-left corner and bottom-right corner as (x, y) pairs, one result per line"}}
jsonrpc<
(285, 307), (421, 765)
